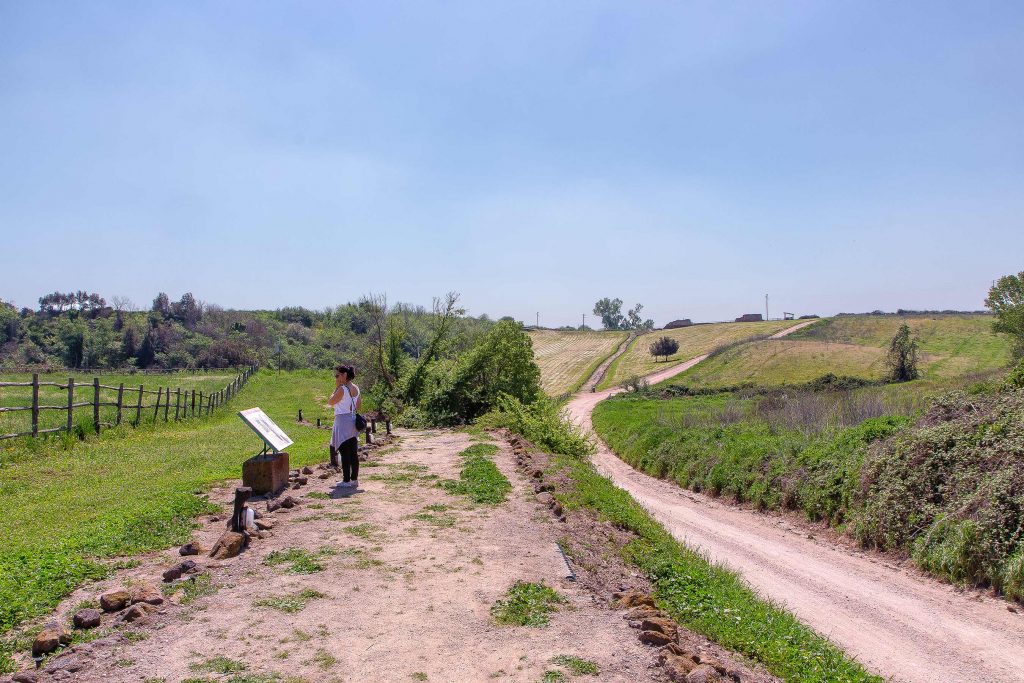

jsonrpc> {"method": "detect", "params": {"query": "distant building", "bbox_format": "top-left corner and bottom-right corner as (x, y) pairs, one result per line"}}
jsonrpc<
(735, 313), (763, 322)
(664, 319), (693, 329)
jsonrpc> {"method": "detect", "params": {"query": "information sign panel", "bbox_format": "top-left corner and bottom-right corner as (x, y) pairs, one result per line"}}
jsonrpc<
(238, 407), (293, 452)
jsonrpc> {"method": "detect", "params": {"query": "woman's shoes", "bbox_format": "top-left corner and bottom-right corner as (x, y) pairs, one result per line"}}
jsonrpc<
(339, 480), (359, 488)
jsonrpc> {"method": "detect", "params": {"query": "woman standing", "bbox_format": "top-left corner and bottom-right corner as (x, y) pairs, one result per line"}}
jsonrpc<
(328, 364), (361, 488)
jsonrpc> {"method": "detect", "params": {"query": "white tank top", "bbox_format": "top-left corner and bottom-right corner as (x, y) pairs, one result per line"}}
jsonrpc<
(333, 384), (358, 416)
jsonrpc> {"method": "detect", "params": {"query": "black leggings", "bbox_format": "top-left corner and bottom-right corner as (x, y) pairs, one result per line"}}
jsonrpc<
(339, 436), (359, 482)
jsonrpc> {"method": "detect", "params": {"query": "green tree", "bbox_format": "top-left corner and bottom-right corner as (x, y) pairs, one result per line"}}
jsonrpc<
(593, 298), (625, 330)
(649, 336), (679, 361)
(421, 319), (541, 424)
(885, 323), (919, 382)
(985, 270), (1024, 357)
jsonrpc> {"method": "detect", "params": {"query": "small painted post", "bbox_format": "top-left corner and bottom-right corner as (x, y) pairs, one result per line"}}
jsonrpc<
(31, 373), (39, 437)
(385, 419), (392, 435)
(370, 418), (377, 434)
(364, 427), (372, 445)
(93, 377), (100, 434)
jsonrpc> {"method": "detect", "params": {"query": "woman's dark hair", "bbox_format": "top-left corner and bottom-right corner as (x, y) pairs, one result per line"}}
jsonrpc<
(334, 364), (356, 380)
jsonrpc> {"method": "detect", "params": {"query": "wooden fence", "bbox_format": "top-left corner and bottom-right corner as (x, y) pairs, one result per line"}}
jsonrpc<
(0, 365), (258, 440)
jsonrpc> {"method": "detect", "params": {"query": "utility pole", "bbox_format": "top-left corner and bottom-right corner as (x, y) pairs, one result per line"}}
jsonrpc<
(765, 294), (769, 321)
(582, 313), (586, 329)
(536, 312), (539, 329)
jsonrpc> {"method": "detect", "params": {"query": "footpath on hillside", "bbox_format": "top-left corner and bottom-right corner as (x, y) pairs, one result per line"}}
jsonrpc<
(5, 428), (780, 683)
(566, 321), (1024, 683)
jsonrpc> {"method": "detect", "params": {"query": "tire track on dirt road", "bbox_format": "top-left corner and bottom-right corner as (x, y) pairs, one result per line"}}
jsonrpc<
(565, 321), (1024, 683)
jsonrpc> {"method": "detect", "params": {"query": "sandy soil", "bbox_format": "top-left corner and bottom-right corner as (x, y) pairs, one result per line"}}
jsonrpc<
(566, 321), (1024, 683)
(15, 431), (664, 683)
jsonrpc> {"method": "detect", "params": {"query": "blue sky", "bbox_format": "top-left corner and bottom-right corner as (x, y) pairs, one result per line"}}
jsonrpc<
(2, 1), (1022, 326)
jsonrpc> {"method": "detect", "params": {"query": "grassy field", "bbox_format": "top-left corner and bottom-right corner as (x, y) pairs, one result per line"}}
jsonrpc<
(667, 315), (1013, 389)
(597, 320), (797, 389)
(0, 369), (353, 665)
(592, 372), (1024, 599)
(528, 330), (627, 395)
(0, 370), (247, 436)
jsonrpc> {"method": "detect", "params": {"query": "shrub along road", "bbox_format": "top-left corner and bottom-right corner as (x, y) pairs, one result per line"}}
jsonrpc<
(565, 322), (1024, 683)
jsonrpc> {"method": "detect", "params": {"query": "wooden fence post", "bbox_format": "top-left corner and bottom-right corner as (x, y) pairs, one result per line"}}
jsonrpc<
(154, 387), (162, 423)
(93, 377), (100, 435)
(174, 388), (181, 421)
(164, 389), (170, 422)
(191, 389), (196, 417)
(364, 427), (372, 445)
(116, 383), (124, 426)
(31, 373), (39, 438)
(135, 385), (144, 426)
(386, 419), (392, 435)
(66, 378), (74, 434)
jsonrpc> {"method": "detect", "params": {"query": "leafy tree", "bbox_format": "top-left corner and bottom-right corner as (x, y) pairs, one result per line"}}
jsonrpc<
(626, 303), (655, 331)
(885, 323), (919, 382)
(594, 298), (654, 330)
(593, 298), (625, 330)
(986, 270), (1024, 357)
(649, 336), (679, 361)
(152, 292), (171, 318)
(420, 319), (540, 423)
(0, 300), (18, 344)
(404, 292), (464, 403)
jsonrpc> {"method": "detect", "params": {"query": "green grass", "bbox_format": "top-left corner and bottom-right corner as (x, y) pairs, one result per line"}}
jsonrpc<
(253, 588), (327, 614)
(190, 656), (248, 674)
(528, 330), (628, 396)
(550, 655), (599, 676)
(180, 572), (218, 605)
(0, 370), (351, 661)
(0, 369), (248, 435)
(553, 451), (881, 683)
(790, 315), (1012, 378)
(667, 339), (888, 388)
(598, 320), (798, 389)
(490, 581), (566, 627)
(264, 548), (334, 574)
(441, 443), (511, 504)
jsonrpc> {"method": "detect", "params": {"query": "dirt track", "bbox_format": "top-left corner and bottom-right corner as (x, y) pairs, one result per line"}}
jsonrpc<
(566, 322), (1024, 683)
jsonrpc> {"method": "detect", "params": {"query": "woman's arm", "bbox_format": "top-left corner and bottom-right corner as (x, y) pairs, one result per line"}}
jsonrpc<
(327, 385), (345, 406)
(352, 384), (362, 412)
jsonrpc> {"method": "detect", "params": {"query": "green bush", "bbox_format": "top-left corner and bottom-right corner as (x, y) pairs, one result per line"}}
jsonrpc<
(419, 320), (540, 425)
(479, 394), (592, 457)
(1007, 359), (1024, 389)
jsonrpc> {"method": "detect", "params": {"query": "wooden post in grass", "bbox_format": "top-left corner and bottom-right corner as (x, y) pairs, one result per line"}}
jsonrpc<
(31, 373), (39, 438)
(163, 389), (170, 422)
(153, 387), (162, 423)
(66, 378), (74, 434)
(135, 385), (144, 425)
(316, 417), (321, 427)
(370, 418), (377, 434)
(174, 388), (181, 421)
(93, 377), (100, 434)
(116, 383), (124, 426)
(364, 427), (372, 445)
(385, 419), (392, 435)
(191, 389), (196, 417)
(230, 487), (252, 533)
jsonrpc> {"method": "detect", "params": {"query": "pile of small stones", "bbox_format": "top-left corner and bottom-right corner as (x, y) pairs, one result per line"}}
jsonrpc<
(614, 590), (743, 683)
(510, 437), (566, 523)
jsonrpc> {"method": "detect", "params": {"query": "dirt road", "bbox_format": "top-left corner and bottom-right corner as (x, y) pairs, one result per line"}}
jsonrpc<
(566, 322), (1024, 683)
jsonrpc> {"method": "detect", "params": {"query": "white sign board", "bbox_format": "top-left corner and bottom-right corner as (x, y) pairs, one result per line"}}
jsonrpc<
(238, 408), (293, 453)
